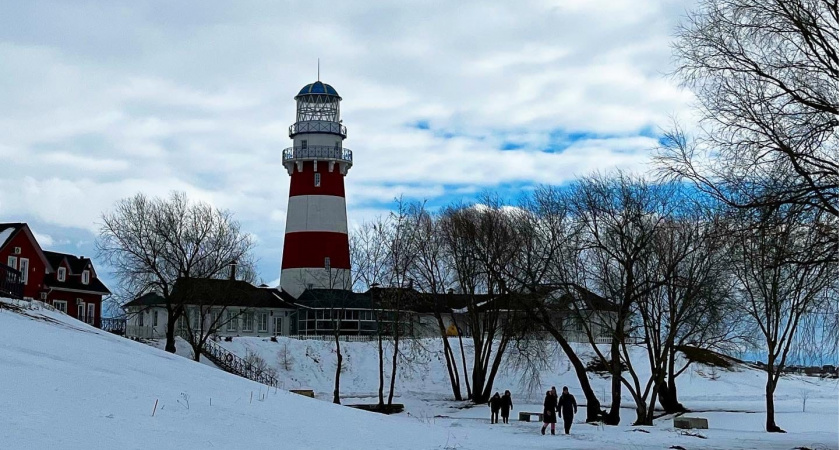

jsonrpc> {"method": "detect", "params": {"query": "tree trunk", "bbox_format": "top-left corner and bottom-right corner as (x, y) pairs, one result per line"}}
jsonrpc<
(377, 333), (385, 408)
(480, 336), (509, 401)
(554, 336), (605, 423)
(453, 313), (472, 399)
(333, 334), (342, 405)
(471, 362), (488, 403)
(605, 339), (622, 425)
(633, 397), (650, 426)
(436, 313), (462, 401)
(658, 351), (686, 413)
(191, 342), (201, 362)
(165, 308), (178, 353)
(387, 318), (400, 405)
(657, 377), (685, 413)
(765, 372), (783, 432)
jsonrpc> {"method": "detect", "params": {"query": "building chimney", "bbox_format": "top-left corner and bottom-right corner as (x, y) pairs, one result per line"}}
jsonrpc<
(229, 260), (238, 281)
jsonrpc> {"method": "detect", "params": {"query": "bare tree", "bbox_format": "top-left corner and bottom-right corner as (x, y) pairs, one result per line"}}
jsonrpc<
(440, 197), (518, 404)
(661, 0), (838, 218)
(730, 204), (835, 432)
(505, 185), (615, 423)
(641, 203), (745, 416)
(350, 216), (392, 407)
(404, 203), (465, 401)
(98, 192), (254, 353)
(567, 173), (674, 426)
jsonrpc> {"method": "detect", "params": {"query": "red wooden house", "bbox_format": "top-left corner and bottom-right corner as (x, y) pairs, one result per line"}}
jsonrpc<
(0, 223), (110, 327)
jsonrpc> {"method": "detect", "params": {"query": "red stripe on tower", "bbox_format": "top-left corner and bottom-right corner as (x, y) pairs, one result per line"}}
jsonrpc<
(280, 80), (353, 298)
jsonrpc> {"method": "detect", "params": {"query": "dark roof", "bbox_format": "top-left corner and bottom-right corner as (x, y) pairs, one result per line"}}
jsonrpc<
(123, 278), (297, 309)
(569, 286), (618, 312)
(296, 81), (341, 99)
(43, 251), (89, 274)
(44, 273), (110, 295)
(0, 223), (24, 249)
(295, 289), (372, 309)
(365, 287), (474, 313)
(124, 292), (165, 307)
(42, 250), (110, 295)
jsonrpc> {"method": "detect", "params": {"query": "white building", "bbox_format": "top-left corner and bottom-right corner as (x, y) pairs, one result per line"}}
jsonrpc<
(123, 278), (297, 339)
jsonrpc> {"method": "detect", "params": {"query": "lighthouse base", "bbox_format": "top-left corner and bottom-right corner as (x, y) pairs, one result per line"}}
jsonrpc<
(280, 267), (352, 298)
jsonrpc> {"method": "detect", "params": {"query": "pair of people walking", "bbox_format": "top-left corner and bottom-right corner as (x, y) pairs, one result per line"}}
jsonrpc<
(541, 386), (577, 435)
(488, 390), (513, 424)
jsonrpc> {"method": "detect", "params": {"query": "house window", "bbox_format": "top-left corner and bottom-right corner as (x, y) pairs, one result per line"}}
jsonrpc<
(191, 310), (200, 330)
(153, 310), (159, 327)
(314, 173), (321, 187)
(301, 140), (307, 149)
(242, 312), (254, 332)
(57, 267), (66, 282)
(258, 313), (268, 332)
(77, 301), (85, 322)
(138, 311), (144, 327)
(87, 303), (95, 324)
(226, 311), (237, 331)
(54, 300), (67, 313)
(82, 270), (90, 285)
(210, 311), (221, 332)
(19, 258), (29, 284)
(6, 256), (17, 270)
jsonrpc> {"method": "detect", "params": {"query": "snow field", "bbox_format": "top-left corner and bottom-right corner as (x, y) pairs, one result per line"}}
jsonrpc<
(1, 298), (837, 449)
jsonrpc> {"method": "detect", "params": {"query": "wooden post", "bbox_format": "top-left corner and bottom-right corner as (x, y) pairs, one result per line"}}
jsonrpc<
(152, 399), (158, 417)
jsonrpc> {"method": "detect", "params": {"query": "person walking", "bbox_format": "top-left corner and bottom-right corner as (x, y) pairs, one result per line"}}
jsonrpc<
(540, 390), (558, 435)
(489, 392), (502, 424)
(558, 386), (578, 435)
(500, 390), (513, 424)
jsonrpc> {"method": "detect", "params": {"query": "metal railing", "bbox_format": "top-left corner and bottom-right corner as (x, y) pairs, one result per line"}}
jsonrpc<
(0, 263), (23, 300)
(282, 145), (353, 164)
(101, 318), (126, 335)
(125, 325), (158, 339)
(289, 120), (347, 138)
(186, 332), (278, 387)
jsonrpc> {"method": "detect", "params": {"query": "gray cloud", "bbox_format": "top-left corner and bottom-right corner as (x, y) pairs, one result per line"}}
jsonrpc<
(0, 0), (697, 286)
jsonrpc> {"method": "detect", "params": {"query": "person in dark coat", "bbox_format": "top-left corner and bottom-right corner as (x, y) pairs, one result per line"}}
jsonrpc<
(500, 390), (513, 424)
(541, 390), (558, 435)
(488, 392), (502, 424)
(557, 386), (578, 435)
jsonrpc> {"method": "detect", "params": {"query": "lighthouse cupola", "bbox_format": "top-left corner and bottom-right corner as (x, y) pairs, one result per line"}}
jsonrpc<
(283, 81), (353, 176)
(280, 80), (354, 298)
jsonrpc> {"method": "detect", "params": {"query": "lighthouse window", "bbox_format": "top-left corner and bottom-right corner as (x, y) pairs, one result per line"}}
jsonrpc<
(301, 140), (307, 149)
(324, 257), (331, 271)
(314, 173), (321, 187)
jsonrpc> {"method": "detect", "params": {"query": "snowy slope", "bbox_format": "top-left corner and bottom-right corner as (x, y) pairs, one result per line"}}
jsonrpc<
(0, 300), (459, 450)
(2, 297), (837, 450)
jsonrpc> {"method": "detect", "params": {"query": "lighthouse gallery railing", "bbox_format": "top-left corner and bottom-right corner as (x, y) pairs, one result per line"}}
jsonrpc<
(282, 146), (353, 164)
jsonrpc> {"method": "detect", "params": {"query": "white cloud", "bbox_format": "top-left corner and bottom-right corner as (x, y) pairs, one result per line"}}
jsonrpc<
(0, 0), (698, 284)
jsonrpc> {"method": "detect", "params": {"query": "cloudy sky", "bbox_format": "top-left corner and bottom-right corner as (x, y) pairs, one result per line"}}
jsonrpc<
(0, 0), (697, 288)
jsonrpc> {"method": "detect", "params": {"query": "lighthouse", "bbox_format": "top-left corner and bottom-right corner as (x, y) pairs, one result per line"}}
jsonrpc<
(280, 81), (353, 298)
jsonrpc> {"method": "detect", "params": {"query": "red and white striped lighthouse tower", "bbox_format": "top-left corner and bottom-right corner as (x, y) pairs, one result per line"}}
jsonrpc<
(280, 80), (353, 298)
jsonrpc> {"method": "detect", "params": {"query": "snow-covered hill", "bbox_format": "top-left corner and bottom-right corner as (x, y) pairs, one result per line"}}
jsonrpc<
(2, 298), (837, 450)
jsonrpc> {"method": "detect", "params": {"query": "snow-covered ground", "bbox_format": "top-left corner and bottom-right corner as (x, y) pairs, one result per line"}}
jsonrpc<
(2, 298), (837, 450)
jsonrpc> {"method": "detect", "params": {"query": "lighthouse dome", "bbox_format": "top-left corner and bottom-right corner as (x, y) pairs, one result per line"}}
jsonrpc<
(296, 81), (341, 99)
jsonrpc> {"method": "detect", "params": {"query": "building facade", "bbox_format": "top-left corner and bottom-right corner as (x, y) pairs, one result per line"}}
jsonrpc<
(0, 223), (110, 326)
